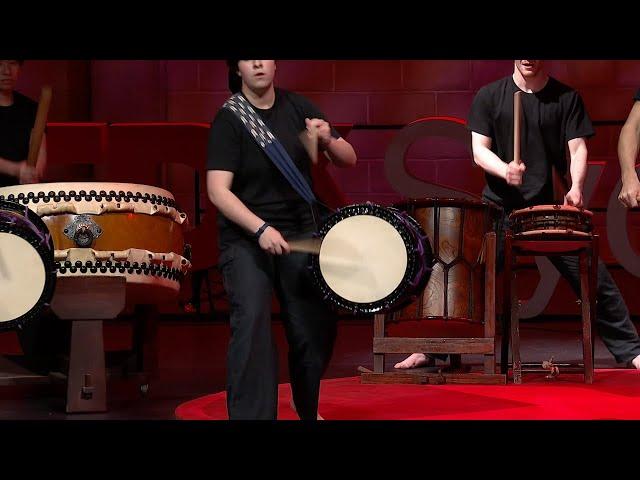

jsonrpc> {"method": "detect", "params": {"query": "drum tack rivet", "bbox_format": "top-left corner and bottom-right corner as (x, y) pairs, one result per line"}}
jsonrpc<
(117, 203), (121, 208)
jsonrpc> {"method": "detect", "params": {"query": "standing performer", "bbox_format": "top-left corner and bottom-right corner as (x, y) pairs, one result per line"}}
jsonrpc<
(618, 88), (640, 209)
(0, 60), (64, 374)
(206, 60), (357, 419)
(396, 60), (640, 371)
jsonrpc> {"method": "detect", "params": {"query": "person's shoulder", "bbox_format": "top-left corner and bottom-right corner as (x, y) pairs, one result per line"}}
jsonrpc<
(13, 91), (37, 111)
(212, 101), (240, 125)
(477, 76), (511, 96)
(547, 76), (579, 99)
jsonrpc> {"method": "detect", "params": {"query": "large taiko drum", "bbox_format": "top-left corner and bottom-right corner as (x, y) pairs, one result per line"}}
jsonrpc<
(0, 200), (57, 330)
(0, 182), (192, 307)
(310, 202), (433, 315)
(509, 204), (593, 237)
(392, 198), (498, 323)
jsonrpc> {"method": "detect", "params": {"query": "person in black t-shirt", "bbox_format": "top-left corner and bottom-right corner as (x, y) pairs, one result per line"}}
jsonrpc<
(0, 60), (60, 374)
(618, 88), (640, 208)
(397, 60), (640, 371)
(206, 60), (357, 420)
(0, 60), (46, 186)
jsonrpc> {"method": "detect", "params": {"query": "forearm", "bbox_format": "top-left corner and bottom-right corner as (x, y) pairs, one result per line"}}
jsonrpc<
(208, 187), (266, 235)
(0, 157), (19, 177)
(568, 144), (588, 192)
(618, 123), (640, 184)
(473, 145), (508, 180)
(324, 138), (357, 168)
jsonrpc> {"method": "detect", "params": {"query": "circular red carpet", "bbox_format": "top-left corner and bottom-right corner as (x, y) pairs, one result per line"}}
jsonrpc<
(175, 369), (640, 420)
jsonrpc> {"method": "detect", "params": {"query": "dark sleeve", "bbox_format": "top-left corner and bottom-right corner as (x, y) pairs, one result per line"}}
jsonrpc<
(565, 91), (595, 142)
(206, 108), (242, 172)
(294, 94), (341, 140)
(634, 89), (640, 101)
(466, 86), (494, 137)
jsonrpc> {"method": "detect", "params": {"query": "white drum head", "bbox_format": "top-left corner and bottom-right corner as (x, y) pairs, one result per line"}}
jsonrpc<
(0, 233), (46, 323)
(319, 215), (407, 304)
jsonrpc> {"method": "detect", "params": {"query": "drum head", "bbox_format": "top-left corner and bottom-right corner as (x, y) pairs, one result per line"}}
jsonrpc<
(319, 214), (408, 304)
(0, 232), (46, 325)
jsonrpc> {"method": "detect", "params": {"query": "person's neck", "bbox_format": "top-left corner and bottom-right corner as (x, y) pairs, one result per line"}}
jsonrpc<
(242, 84), (275, 109)
(0, 90), (14, 107)
(512, 70), (549, 93)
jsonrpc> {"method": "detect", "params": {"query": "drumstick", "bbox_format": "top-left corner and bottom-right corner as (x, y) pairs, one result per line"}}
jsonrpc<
(288, 237), (322, 255)
(513, 90), (522, 166)
(27, 85), (52, 167)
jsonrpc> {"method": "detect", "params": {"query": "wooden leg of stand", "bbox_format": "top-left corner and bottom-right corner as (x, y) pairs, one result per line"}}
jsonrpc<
(66, 320), (106, 413)
(580, 250), (594, 384)
(373, 313), (386, 374)
(591, 236), (599, 368)
(502, 233), (513, 376)
(509, 242), (522, 384)
(484, 232), (497, 375)
(133, 305), (159, 394)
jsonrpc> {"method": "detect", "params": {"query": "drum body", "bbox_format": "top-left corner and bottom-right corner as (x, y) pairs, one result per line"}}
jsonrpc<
(310, 202), (433, 315)
(393, 198), (497, 322)
(0, 200), (56, 330)
(0, 182), (191, 307)
(509, 204), (593, 237)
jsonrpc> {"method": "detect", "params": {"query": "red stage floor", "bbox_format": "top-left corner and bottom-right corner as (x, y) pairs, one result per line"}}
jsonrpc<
(175, 369), (640, 420)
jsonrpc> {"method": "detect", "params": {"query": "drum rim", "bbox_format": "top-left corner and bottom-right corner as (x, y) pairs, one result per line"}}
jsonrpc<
(0, 201), (56, 331)
(310, 202), (432, 315)
(510, 204), (594, 217)
(393, 197), (498, 210)
(0, 182), (177, 200)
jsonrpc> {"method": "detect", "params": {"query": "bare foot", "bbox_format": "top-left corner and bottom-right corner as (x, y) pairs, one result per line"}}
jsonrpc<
(630, 354), (640, 370)
(290, 397), (324, 420)
(394, 353), (433, 369)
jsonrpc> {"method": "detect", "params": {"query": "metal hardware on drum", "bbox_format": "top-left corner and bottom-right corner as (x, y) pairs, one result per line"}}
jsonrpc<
(63, 214), (103, 247)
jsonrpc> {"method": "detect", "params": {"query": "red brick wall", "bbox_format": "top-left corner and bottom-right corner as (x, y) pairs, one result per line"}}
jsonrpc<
(161, 60), (639, 205)
(15, 60), (91, 121)
(19, 60), (640, 204)
(17, 60), (640, 316)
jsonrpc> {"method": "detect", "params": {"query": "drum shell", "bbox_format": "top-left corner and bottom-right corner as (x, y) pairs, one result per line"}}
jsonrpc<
(393, 198), (496, 323)
(509, 204), (593, 236)
(0, 182), (191, 308)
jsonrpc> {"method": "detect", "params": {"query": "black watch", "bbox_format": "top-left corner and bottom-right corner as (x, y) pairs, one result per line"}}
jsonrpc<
(254, 222), (271, 240)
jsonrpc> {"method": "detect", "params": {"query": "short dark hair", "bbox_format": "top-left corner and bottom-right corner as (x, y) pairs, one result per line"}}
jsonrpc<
(226, 59), (241, 94)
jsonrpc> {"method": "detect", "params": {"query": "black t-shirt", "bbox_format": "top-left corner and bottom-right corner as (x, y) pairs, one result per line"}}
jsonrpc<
(635, 88), (640, 101)
(207, 88), (340, 242)
(0, 91), (37, 187)
(467, 76), (594, 210)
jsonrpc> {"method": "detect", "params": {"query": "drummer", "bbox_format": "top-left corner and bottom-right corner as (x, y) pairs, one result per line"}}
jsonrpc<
(0, 60), (64, 374)
(206, 60), (357, 420)
(0, 60), (46, 186)
(396, 60), (640, 371)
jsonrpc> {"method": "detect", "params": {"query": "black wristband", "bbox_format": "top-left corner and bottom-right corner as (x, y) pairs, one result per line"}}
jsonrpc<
(254, 222), (270, 240)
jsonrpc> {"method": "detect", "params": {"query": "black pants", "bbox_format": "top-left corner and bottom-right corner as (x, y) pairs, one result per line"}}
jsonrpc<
(495, 212), (640, 364)
(219, 231), (337, 420)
